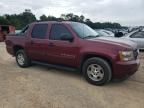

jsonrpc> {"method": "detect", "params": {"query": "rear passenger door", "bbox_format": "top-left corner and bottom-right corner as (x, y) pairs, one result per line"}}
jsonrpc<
(45, 24), (79, 67)
(27, 24), (48, 61)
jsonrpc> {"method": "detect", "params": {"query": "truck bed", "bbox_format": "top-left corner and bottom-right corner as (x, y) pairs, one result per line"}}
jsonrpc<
(5, 34), (26, 56)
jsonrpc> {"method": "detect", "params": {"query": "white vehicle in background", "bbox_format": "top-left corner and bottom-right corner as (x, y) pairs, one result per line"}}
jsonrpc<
(95, 29), (115, 37)
(121, 30), (144, 50)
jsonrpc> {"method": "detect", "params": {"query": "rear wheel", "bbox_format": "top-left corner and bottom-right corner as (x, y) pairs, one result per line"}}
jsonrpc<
(82, 57), (112, 86)
(16, 50), (31, 68)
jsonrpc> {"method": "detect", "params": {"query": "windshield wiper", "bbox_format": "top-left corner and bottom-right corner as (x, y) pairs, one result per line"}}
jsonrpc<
(83, 35), (100, 39)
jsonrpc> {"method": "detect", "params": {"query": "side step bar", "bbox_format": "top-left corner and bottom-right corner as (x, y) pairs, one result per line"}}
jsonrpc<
(32, 61), (78, 72)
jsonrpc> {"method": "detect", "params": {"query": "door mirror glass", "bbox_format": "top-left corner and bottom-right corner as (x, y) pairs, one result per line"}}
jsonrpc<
(115, 32), (123, 37)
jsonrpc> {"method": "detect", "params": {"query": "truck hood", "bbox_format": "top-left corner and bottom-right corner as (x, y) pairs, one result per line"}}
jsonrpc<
(88, 37), (137, 49)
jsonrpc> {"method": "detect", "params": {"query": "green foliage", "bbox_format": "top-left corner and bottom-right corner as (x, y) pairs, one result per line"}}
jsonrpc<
(40, 15), (47, 21)
(0, 9), (122, 29)
(0, 16), (10, 25)
(0, 9), (36, 29)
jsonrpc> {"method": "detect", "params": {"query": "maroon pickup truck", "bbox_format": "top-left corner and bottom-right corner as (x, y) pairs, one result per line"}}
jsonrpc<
(5, 21), (140, 85)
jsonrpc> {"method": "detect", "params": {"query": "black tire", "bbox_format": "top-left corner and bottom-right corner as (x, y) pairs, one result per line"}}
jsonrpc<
(82, 57), (112, 86)
(16, 50), (31, 68)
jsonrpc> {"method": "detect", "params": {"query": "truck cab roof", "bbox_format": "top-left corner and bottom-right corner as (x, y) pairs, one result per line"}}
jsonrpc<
(31, 21), (80, 25)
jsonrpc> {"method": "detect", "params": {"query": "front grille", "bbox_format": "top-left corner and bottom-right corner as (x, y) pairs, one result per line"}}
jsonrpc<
(133, 49), (139, 59)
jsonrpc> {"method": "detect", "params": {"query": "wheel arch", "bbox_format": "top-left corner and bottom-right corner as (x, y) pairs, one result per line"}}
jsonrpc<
(80, 54), (113, 72)
(13, 45), (24, 56)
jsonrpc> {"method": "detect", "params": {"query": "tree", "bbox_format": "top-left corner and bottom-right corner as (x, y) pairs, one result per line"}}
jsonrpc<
(47, 16), (57, 21)
(0, 16), (10, 25)
(19, 9), (36, 27)
(40, 15), (48, 21)
(2, 9), (36, 29)
(80, 15), (85, 22)
(0, 10), (122, 29)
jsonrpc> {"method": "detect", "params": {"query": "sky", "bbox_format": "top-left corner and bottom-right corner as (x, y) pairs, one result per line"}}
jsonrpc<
(0, 0), (144, 26)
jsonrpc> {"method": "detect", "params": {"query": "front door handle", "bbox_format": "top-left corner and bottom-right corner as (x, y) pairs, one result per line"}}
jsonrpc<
(48, 43), (55, 47)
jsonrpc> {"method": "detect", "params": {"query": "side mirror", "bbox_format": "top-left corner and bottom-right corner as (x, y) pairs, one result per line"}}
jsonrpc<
(115, 32), (123, 37)
(60, 33), (74, 42)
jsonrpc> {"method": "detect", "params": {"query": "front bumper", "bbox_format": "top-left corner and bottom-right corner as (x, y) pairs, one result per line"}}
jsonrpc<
(113, 59), (140, 79)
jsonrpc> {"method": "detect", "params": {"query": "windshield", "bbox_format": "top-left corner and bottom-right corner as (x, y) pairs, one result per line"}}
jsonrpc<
(71, 23), (99, 38)
(95, 30), (108, 36)
(123, 30), (139, 37)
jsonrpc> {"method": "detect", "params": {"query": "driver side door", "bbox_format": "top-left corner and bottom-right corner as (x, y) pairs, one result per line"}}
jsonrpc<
(45, 24), (80, 67)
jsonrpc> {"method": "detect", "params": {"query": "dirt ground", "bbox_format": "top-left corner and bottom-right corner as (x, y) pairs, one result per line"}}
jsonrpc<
(0, 42), (144, 108)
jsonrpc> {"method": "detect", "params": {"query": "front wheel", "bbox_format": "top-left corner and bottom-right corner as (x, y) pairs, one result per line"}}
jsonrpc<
(82, 57), (112, 86)
(16, 50), (31, 68)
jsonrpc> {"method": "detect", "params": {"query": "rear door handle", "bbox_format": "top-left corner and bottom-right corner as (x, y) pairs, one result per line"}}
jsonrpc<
(48, 43), (55, 47)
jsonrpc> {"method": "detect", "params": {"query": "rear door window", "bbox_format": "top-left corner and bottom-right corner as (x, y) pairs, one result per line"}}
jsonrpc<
(32, 24), (48, 39)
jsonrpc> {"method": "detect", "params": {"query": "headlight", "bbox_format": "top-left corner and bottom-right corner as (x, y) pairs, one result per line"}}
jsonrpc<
(119, 51), (134, 61)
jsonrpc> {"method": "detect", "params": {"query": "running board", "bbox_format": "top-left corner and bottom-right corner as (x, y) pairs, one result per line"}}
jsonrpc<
(32, 61), (78, 72)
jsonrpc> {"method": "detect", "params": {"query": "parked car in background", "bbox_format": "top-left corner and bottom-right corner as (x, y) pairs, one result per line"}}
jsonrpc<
(0, 25), (15, 42)
(5, 21), (140, 86)
(121, 30), (144, 50)
(118, 29), (128, 35)
(95, 29), (115, 37)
